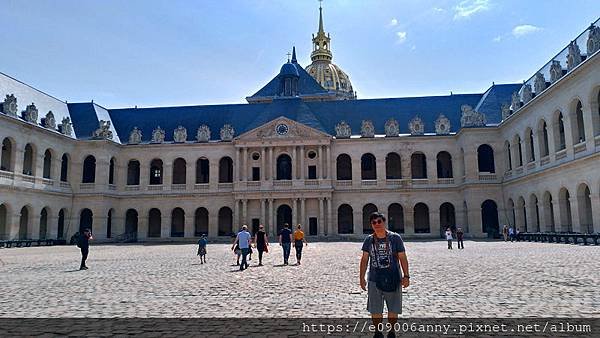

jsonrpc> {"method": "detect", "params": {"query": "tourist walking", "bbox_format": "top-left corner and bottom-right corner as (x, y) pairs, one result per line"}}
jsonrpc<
(254, 224), (269, 266)
(359, 212), (410, 338)
(231, 233), (241, 265)
(456, 227), (464, 249)
(445, 227), (453, 250)
(77, 228), (93, 270)
(508, 227), (515, 242)
(502, 224), (509, 241)
(232, 225), (252, 271)
(279, 223), (293, 265)
(293, 224), (308, 265)
(197, 234), (208, 264)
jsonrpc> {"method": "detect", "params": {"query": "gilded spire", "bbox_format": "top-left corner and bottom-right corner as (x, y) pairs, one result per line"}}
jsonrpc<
(311, 0), (332, 63)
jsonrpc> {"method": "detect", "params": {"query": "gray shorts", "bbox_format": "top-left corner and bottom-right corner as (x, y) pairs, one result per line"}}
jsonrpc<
(367, 281), (402, 314)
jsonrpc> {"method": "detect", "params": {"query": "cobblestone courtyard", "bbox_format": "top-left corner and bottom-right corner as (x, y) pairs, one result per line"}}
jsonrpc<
(0, 241), (598, 318)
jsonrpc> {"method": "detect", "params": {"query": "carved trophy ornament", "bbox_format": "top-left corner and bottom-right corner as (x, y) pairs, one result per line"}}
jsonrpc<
(566, 41), (582, 71)
(550, 60), (563, 83)
(129, 127), (142, 144)
(384, 118), (399, 137)
(92, 120), (113, 140)
(196, 125), (211, 142)
(43, 111), (56, 129)
(220, 124), (235, 141)
(151, 126), (165, 144)
(521, 84), (533, 104)
(408, 116), (424, 135)
(460, 105), (486, 128)
(588, 24), (600, 56)
(2, 94), (17, 116)
(60, 117), (73, 136)
(23, 103), (38, 123)
(511, 91), (522, 111)
(360, 120), (375, 138)
(335, 121), (351, 138)
(434, 114), (451, 135)
(534, 72), (547, 94)
(501, 103), (511, 120)
(173, 126), (187, 143)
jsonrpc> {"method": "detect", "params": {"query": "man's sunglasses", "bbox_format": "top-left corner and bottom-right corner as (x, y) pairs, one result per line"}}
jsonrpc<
(371, 219), (383, 225)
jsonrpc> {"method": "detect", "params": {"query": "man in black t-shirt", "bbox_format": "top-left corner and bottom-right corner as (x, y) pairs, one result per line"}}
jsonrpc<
(278, 223), (292, 265)
(359, 212), (410, 338)
(79, 228), (93, 270)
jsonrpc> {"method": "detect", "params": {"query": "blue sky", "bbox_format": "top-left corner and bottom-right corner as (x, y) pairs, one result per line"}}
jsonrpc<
(1, 0), (599, 108)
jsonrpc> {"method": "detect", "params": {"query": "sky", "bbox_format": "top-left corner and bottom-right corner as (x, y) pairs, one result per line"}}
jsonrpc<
(1, 0), (599, 108)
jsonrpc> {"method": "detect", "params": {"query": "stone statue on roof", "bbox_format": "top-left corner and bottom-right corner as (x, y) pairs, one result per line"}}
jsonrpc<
(511, 91), (521, 111)
(196, 125), (211, 142)
(521, 84), (533, 105)
(588, 24), (600, 56)
(23, 103), (38, 123)
(129, 127), (142, 144)
(43, 111), (56, 129)
(384, 118), (399, 137)
(335, 120), (351, 138)
(92, 120), (113, 140)
(409, 116), (424, 135)
(360, 120), (374, 138)
(460, 105), (486, 127)
(60, 117), (72, 136)
(2, 94), (17, 116)
(151, 126), (165, 144)
(220, 124), (235, 141)
(435, 114), (451, 135)
(173, 126), (187, 143)
(566, 40), (582, 71)
(534, 72), (547, 94)
(550, 60), (563, 83)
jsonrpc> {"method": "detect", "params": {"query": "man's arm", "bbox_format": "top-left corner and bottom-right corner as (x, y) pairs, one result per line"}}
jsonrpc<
(359, 251), (369, 291)
(398, 252), (410, 288)
(278, 234), (282, 245)
(231, 235), (239, 250)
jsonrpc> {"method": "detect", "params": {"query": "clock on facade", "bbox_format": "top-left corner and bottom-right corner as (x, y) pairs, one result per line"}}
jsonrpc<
(276, 123), (289, 135)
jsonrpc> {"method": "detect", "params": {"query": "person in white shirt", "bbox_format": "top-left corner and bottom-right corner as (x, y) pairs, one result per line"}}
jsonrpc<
(445, 228), (453, 250)
(232, 225), (252, 271)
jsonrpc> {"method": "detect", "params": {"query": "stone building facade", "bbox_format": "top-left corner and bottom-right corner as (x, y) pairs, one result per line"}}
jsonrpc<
(1, 12), (599, 242)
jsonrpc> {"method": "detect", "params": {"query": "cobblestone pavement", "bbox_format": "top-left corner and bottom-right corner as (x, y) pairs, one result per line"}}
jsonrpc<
(0, 241), (599, 318)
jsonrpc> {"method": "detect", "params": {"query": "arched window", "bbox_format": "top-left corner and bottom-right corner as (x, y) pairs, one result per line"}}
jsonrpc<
(558, 188), (573, 232)
(19, 206), (30, 240)
(218, 157), (233, 183)
(276, 154), (292, 180)
(337, 204), (354, 234)
(42, 149), (52, 179)
(171, 208), (185, 237)
(150, 159), (163, 185)
(361, 153), (377, 180)
(439, 202), (456, 237)
(125, 209), (138, 235)
(195, 207), (209, 236)
(23, 144), (34, 176)
(196, 158), (209, 184)
(127, 160), (140, 185)
(109, 158), (115, 184)
(276, 204), (292, 234)
(538, 120), (550, 157)
(82, 155), (96, 183)
(1, 138), (13, 171)
(526, 129), (535, 162)
(554, 112), (566, 151)
(79, 208), (93, 232)
(413, 203), (430, 233)
(504, 141), (512, 171)
(39, 207), (48, 239)
(436, 151), (453, 178)
(57, 209), (66, 239)
(477, 144), (495, 173)
(388, 203), (404, 233)
(148, 208), (162, 238)
(542, 192), (555, 232)
(514, 135), (523, 167)
(60, 153), (69, 182)
(362, 203), (378, 234)
(577, 184), (593, 233)
(410, 152), (427, 179)
(572, 100), (586, 143)
(218, 207), (233, 236)
(172, 158), (187, 184)
(0, 204), (7, 240)
(385, 153), (401, 179)
(481, 200), (499, 237)
(336, 154), (352, 180)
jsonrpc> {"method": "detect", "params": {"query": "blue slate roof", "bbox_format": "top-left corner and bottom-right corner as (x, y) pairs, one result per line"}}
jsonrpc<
(249, 61), (329, 99)
(67, 103), (100, 140)
(475, 83), (522, 123)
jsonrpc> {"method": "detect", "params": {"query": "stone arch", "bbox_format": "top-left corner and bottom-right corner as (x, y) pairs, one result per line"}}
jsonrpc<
(336, 154), (352, 180)
(57, 208), (67, 239)
(436, 151), (453, 178)
(481, 200), (499, 237)
(504, 140), (512, 171)
(589, 85), (600, 136)
(106, 208), (114, 239)
(79, 208), (93, 233)
(195, 207), (209, 236)
(542, 191), (556, 232)
(276, 204), (293, 234)
(39, 207), (50, 239)
(218, 206), (233, 236)
(19, 205), (32, 240)
(529, 193), (540, 232)
(60, 153), (70, 182)
(385, 152), (401, 179)
(477, 144), (495, 173)
(108, 157), (116, 185)
(388, 203), (404, 233)
(553, 110), (566, 151)
(196, 157), (209, 184)
(413, 202), (430, 233)
(524, 128), (535, 162)
(517, 196), (527, 232)
(149, 159), (163, 185)
(410, 152), (427, 179)
(22, 143), (35, 176)
(172, 158), (187, 184)
(361, 153), (377, 180)
(1, 137), (14, 172)
(171, 207), (185, 237)
(127, 159), (141, 185)
(362, 203), (378, 234)
(125, 209), (138, 235)
(82, 155), (96, 183)
(148, 208), (162, 238)
(558, 187), (573, 232)
(276, 154), (292, 180)
(439, 202), (456, 237)
(218, 157), (233, 183)
(537, 119), (550, 157)
(569, 98), (586, 143)
(42, 149), (53, 179)
(337, 204), (354, 234)
(0, 203), (10, 239)
(577, 183), (593, 233)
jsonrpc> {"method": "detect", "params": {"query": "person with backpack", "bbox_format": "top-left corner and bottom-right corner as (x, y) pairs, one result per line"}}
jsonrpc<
(197, 234), (208, 264)
(359, 212), (410, 338)
(77, 228), (93, 270)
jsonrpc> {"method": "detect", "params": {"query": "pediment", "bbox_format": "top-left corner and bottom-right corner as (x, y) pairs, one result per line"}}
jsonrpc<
(236, 116), (330, 141)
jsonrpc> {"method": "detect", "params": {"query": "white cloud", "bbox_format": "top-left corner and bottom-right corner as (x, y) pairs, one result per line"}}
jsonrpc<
(493, 36), (502, 42)
(453, 0), (490, 20)
(389, 18), (398, 26)
(512, 24), (541, 37)
(396, 31), (407, 43)
(433, 7), (445, 13)
(411, 45), (417, 51)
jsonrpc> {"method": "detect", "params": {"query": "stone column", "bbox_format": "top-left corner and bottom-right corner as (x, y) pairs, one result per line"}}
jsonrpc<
(163, 161), (172, 188)
(234, 148), (240, 182)
(208, 209), (218, 238)
(269, 147), (274, 181)
(292, 146), (297, 180)
(562, 116), (575, 157)
(590, 194), (600, 233)
(269, 199), (276, 237)
(35, 153), (44, 180)
(582, 102), (595, 147)
(430, 207), (440, 238)
(94, 213), (109, 240)
(260, 199), (266, 227)
(299, 146), (305, 179)
(318, 198), (324, 235)
(546, 123), (557, 161)
(233, 199), (239, 228)
(96, 158), (110, 187)
(526, 202), (538, 232)
(552, 199), (562, 232)
(353, 206), (362, 235)
(140, 160), (150, 187)
(531, 131), (541, 165)
(161, 212), (171, 238)
(376, 156), (385, 185)
(261, 148), (266, 180)
(463, 147), (478, 181)
(318, 146), (323, 179)
(538, 203), (550, 232)
(467, 208), (483, 237)
(569, 196), (581, 233)
(327, 197), (333, 235)
(325, 146), (330, 179)
(184, 213), (194, 238)
(404, 205), (415, 236)
(242, 199), (248, 225)
(209, 160), (218, 190)
(186, 159), (195, 190)
(242, 147), (247, 181)
(292, 198), (298, 226)
(30, 213), (41, 240)
(300, 198), (306, 231)
(514, 204), (524, 231)
(51, 154), (62, 181)
(138, 213), (148, 241)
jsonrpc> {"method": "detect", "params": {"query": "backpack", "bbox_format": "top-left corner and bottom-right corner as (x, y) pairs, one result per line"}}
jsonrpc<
(72, 232), (82, 248)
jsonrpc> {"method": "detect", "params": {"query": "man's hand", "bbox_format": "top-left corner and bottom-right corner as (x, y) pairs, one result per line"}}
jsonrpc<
(360, 278), (367, 291)
(401, 277), (410, 288)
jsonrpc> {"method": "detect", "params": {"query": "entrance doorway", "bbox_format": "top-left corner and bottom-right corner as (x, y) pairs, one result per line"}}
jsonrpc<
(251, 218), (260, 235)
(309, 217), (318, 236)
(276, 204), (292, 235)
(481, 200), (499, 238)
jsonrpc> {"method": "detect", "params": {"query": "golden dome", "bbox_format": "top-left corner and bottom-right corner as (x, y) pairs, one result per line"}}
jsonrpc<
(305, 4), (356, 100)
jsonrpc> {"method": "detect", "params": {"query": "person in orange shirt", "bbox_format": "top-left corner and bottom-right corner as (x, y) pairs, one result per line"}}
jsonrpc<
(293, 224), (308, 265)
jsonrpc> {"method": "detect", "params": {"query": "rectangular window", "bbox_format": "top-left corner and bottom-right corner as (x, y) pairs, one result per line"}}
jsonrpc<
(308, 165), (317, 179)
(252, 167), (260, 181)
